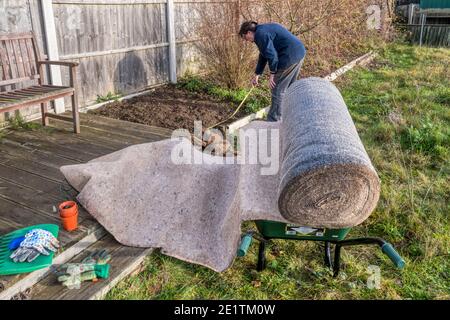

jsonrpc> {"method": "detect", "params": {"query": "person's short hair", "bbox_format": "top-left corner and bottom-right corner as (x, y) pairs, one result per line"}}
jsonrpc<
(238, 21), (258, 37)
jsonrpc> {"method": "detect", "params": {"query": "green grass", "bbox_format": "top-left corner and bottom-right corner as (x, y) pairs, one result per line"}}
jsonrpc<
(7, 113), (42, 131)
(4, 113), (56, 134)
(106, 42), (450, 300)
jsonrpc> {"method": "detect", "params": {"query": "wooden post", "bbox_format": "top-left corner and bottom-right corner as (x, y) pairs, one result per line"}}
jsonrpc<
(419, 12), (427, 47)
(408, 4), (416, 25)
(166, 0), (177, 84)
(41, 0), (65, 113)
(69, 65), (80, 134)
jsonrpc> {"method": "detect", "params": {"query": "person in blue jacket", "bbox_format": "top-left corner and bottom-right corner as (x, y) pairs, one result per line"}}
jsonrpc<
(239, 21), (306, 121)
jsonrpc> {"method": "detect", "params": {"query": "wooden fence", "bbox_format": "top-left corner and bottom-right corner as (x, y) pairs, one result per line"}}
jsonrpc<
(0, 0), (234, 124)
(407, 24), (450, 47)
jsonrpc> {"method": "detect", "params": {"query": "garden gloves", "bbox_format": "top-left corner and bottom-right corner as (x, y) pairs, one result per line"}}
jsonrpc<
(56, 250), (111, 289)
(9, 229), (60, 263)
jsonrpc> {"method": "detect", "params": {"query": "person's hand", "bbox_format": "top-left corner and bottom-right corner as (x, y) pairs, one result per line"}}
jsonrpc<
(251, 74), (260, 86)
(269, 73), (276, 90)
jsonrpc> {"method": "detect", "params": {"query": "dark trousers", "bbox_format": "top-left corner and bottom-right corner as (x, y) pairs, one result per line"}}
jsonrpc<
(267, 58), (304, 122)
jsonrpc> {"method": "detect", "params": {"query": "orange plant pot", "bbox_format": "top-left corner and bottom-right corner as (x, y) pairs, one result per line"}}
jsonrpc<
(59, 201), (78, 231)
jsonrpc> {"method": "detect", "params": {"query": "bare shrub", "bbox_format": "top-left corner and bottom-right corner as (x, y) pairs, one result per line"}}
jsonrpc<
(241, 0), (396, 77)
(193, 0), (395, 87)
(193, 2), (257, 89)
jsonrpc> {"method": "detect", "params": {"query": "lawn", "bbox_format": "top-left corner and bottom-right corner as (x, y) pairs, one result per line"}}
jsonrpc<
(106, 42), (450, 300)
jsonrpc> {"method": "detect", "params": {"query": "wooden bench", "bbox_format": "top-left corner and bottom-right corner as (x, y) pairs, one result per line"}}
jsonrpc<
(0, 32), (80, 133)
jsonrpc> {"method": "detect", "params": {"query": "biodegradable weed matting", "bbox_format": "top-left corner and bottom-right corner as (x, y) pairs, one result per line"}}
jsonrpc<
(61, 78), (380, 272)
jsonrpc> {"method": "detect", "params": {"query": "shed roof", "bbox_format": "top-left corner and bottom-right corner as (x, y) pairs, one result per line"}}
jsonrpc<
(420, 0), (450, 9)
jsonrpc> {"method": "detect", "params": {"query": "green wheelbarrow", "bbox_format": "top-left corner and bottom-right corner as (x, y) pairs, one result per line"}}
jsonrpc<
(237, 220), (405, 277)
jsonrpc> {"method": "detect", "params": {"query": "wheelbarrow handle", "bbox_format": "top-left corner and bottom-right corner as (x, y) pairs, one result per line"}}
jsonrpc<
(381, 243), (405, 269)
(237, 234), (253, 257)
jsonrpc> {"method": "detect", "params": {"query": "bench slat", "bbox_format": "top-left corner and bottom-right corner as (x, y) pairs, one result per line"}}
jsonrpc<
(1, 91), (41, 99)
(3, 41), (13, 80)
(0, 75), (40, 87)
(22, 86), (55, 93)
(0, 85), (73, 105)
(0, 97), (19, 101)
(0, 86), (72, 98)
(0, 90), (74, 112)
(0, 33), (33, 41)
(12, 39), (25, 79)
(0, 42), (10, 80)
(25, 38), (37, 75)
(19, 39), (31, 77)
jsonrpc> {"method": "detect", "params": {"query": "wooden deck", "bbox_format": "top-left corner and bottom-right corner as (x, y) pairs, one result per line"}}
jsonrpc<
(0, 112), (172, 299)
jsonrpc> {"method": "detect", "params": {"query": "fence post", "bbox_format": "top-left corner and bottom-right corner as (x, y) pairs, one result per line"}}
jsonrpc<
(41, 0), (65, 113)
(419, 12), (427, 47)
(408, 4), (415, 25)
(167, 0), (177, 84)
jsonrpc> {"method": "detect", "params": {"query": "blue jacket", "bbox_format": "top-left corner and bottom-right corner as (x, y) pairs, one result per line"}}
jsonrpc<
(254, 23), (306, 75)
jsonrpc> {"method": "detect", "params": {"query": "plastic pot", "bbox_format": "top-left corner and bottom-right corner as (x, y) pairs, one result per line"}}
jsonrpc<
(59, 201), (78, 231)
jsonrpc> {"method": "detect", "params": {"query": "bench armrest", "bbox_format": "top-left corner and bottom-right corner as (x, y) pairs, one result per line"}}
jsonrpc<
(38, 60), (79, 67)
(38, 60), (79, 87)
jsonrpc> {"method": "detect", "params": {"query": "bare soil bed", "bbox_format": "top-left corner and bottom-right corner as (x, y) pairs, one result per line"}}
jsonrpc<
(90, 85), (247, 132)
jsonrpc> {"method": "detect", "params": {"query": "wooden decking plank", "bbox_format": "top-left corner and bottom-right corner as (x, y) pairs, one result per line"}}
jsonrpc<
(0, 178), (91, 225)
(0, 165), (63, 199)
(0, 198), (59, 234)
(0, 148), (65, 182)
(3, 132), (94, 163)
(38, 124), (124, 152)
(1, 139), (79, 169)
(0, 217), (20, 235)
(79, 113), (172, 141)
(26, 127), (122, 155)
(47, 119), (149, 150)
(75, 124), (156, 146)
(0, 179), (64, 218)
(29, 234), (151, 300)
(76, 120), (157, 145)
(13, 129), (109, 159)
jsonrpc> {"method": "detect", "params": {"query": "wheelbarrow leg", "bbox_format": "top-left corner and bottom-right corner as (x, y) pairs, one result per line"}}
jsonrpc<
(257, 240), (267, 271)
(333, 244), (342, 277)
(324, 241), (332, 268)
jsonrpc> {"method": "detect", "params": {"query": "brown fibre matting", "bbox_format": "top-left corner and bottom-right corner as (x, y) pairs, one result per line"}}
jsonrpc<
(61, 78), (380, 272)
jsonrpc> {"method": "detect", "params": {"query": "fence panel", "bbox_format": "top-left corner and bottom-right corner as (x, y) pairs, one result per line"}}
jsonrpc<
(408, 24), (450, 47)
(54, 0), (169, 106)
(1, 0), (232, 124)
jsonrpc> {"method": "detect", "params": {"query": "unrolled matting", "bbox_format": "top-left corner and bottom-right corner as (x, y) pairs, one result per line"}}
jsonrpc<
(61, 78), (380, 272)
